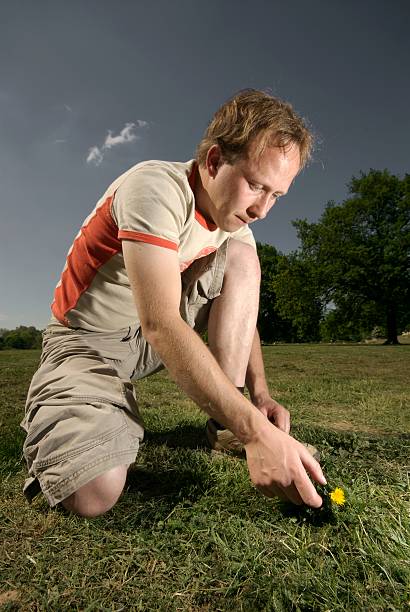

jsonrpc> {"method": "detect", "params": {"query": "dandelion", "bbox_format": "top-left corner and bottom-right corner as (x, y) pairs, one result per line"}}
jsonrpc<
(329, 487), (346, 506)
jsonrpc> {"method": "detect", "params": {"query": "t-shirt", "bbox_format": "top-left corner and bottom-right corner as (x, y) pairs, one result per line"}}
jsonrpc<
(51, 159), (256, 331)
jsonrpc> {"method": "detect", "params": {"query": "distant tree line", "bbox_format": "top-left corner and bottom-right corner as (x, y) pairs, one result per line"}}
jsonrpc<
(257, 169), (410, 344)
(0, 326), (43, 349)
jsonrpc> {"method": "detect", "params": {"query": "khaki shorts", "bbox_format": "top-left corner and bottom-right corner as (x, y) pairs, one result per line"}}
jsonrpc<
(21, 243), (228, 507)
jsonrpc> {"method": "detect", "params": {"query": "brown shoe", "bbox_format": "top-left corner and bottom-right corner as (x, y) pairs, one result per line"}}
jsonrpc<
(205, 419), (321, 461)
(206, 419), (245, 454)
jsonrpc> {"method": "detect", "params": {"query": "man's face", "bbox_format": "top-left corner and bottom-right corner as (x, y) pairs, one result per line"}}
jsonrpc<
(200, 140), (301, 232)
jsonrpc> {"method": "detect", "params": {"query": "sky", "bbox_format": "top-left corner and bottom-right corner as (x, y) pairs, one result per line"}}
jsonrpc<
(1, 0), (409, 330)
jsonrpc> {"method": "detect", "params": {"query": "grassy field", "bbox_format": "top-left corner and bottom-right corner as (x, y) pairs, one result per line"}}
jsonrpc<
(0, 344), (409, 611)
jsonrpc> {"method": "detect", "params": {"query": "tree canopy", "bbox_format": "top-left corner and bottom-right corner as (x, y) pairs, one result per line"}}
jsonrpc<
(256, 242), (295, 342)
(0, 326), (43, 349)
(291, 170), (410, 343)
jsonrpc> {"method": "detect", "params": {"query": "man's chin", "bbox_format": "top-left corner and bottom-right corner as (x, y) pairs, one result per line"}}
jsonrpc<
(218, 216), (247, 232)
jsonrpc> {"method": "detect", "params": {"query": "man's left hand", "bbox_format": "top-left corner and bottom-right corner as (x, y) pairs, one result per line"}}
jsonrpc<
(253, 396), (290, 434)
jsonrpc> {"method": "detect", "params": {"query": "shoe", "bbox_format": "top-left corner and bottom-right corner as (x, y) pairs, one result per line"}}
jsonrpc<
(205, 419), (321, 461)
(206, 419), (245, 454)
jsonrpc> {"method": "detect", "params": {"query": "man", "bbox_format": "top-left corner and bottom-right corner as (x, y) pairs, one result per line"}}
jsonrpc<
(22, 89), (326, 517)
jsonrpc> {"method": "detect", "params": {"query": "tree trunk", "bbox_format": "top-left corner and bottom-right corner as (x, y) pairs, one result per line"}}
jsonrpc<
(384, 303), (399, 345)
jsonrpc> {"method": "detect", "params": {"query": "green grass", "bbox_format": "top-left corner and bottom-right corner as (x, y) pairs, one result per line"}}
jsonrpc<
(0, 345), (409, 611)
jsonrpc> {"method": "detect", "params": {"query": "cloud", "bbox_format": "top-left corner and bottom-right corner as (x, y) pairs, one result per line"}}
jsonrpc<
(104, 122), (137, 149)
(86, 146), (104, 166)
(86, 120), (147, 166)
(0, 312), (8, 322)
(64, 104), (73, 112)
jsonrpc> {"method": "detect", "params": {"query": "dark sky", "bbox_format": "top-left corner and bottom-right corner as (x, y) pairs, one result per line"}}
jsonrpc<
(1, 0), (409, 329)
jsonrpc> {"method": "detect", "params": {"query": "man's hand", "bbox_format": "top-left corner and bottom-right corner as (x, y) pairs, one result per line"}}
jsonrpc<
(253, 395), (290, 434)
(122, 241), (323, 508)
(244, 420), (326, 507)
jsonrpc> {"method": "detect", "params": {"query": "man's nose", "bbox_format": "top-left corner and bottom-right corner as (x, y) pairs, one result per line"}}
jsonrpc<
(247, 194), (271, 220)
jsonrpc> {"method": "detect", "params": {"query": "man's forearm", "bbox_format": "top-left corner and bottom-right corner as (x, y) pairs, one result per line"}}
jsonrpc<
(145, 317), (267, 444)
(245, 328), (270, 405)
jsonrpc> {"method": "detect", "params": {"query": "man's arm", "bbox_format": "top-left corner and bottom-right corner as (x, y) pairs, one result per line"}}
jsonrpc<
(122, 240), (325, 506)
(245, 328), (291, 433)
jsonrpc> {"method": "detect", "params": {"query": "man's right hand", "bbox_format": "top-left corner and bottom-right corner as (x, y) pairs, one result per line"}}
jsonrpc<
(122, 240), (325, 508)
(244, 420), (326, 507)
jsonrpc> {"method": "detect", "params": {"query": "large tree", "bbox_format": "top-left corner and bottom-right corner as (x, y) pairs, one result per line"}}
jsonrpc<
(273, 252), (324, 342)
(256, 242), (295, 343)
(294, 170), (410, 344)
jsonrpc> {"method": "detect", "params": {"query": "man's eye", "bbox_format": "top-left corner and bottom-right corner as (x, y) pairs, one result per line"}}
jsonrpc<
(249, 182), (262, 191)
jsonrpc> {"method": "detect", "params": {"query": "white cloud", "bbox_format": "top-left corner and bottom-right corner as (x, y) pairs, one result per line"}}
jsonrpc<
(0, 312), (8, 322)
(86, 146), (104, 166)
(64, 104), (73, 112)
(104, 122), (137, 149)
(86, 120), (147, 166)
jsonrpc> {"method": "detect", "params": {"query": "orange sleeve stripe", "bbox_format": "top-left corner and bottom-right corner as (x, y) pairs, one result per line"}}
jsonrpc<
(118, 230), (179, 251)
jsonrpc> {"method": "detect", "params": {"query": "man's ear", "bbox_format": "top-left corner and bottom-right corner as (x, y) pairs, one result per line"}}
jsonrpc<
(206, 144), (223, 178)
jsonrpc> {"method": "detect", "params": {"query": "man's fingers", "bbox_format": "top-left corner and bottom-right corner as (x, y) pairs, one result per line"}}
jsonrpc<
(257, 485), (303, 506)
(259, 406), (269, 418)
(289, 446), (327, 508)
(299, 445), (327, 486)
(293, 466), (323, 508)
(270, 405), (291, 433)
(274, 411), (288, 432)
(256, 485), (285, 500)
(277, 407), (290, 434)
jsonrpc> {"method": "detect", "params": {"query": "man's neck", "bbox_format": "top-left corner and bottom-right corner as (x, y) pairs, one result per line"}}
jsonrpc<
(194, 164), (215, 225)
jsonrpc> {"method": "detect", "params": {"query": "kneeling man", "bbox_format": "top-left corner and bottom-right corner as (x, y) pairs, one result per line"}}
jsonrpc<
(22, 89), (326, 517)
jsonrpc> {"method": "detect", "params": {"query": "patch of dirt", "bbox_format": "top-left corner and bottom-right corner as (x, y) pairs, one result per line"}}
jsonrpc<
(0, 590), (20, 605)
(331, 420), (388, 435)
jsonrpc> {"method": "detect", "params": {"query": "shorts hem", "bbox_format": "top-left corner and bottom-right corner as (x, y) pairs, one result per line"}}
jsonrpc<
(33, 448), (139, 507)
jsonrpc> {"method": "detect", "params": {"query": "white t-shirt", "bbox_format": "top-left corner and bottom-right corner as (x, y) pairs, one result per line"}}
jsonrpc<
(51, 159), (256, 331)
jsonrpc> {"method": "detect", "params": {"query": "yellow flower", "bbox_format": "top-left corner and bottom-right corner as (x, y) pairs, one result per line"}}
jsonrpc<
(329, 487), (346, 506)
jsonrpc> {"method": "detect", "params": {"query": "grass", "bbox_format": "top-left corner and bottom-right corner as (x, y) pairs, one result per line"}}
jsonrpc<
(0, 344), (409, 611)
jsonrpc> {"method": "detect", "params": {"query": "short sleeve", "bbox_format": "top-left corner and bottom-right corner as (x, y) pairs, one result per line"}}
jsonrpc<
(112, 164), (189, 251)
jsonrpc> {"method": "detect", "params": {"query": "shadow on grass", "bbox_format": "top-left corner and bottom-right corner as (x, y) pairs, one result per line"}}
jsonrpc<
(277, 481), (348, 527)
(126, 464), (212, 501)
(278, 501), (337, 527)
(106, 462), (217, 529)
(122, 427), (215, 518)
(143, 423), (210, 451)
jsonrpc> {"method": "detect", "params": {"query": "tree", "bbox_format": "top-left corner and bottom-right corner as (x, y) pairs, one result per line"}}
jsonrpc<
(256, 242), (294, 342)
(320, 300), (381, 342)
(2, 326), (43, 349)
(294, 170), (410, 344)
(273, 252), (324, 342)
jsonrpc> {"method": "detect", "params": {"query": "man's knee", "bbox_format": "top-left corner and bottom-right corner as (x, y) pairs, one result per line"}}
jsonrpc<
(225, 239), (261, 283)
(61, 464), (128, 518)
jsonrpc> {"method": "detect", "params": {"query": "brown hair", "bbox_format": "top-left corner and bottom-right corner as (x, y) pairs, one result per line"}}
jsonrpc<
(196, 89), (313, 169)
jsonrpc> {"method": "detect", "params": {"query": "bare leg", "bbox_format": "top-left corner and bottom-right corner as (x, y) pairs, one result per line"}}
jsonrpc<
(207, 239), (260, 386)
(61, 465), (128, 517)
